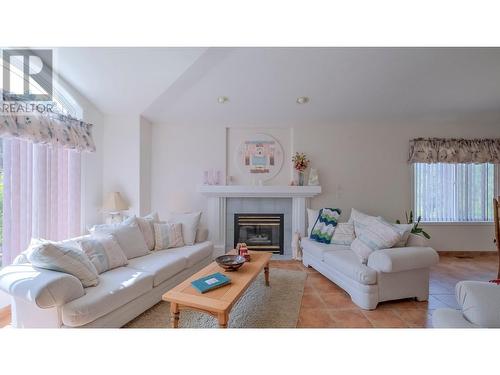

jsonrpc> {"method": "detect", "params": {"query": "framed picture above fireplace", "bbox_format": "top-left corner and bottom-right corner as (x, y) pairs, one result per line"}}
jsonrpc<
(235, 133), (284, 181)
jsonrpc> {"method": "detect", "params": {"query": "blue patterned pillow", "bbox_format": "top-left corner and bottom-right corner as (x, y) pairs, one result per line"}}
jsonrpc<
(310, 208), (342, 244)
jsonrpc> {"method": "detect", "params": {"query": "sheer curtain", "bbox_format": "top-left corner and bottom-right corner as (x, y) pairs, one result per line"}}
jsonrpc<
(2, 138), (81, 265)
(414, 163), (495, 222)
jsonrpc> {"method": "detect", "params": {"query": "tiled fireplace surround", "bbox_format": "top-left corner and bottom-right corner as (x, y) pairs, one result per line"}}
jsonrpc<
(199, 185), (322, 259)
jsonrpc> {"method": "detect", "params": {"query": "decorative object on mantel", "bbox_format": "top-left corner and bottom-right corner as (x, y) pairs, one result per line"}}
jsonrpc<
(396, 210), (431, 239)
(0, 109), (96, 152)
(308, 168), (319, 186)
(103, 192), (129, 224)
(408, 138), (500, 164)
(291, 231), (303, 260)
(292, 152), (310, 186)
(235, 133), (284, 182)
(203, 169), (222, 185)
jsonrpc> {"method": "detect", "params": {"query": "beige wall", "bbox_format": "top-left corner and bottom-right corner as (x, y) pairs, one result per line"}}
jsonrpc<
(150, 120), (499, 251)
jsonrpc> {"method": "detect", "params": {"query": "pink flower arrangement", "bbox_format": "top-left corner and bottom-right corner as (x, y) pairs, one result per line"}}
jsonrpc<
(292, 152), (309, 172)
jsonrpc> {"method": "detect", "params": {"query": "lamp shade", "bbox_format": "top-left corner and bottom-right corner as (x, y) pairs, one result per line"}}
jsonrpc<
(103, 192), (129, 211)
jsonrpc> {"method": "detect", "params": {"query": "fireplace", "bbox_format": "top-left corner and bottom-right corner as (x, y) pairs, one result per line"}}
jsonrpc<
(234, 213), (284, 254)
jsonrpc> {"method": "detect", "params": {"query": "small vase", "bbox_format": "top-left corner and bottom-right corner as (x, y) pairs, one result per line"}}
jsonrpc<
(298, 171), (305, 186)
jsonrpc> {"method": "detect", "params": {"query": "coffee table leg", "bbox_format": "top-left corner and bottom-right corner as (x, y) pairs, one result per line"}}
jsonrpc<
(218, 312), (229, 328)
(170, 302), (180, 328)
(264, 263), (270, 286)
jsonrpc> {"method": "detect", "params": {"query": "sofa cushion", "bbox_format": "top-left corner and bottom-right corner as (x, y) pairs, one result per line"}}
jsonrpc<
(62, 267), (153, 327)
(78, 234), (128, 274)
(351, 218), (402, 264)
(456, 281), (500, 328)
(136, 212), (159, 250)
(127, 250), (187, 286)
(310, 208), (341, 244)
(301, 237), (350, 261)
(323, 250), (377, 285)
(331, 222), (355, 245)
(25, 238), (99, 287)
(153, 222), (184, 250)
(90, 216), (150, 260)
(165, 212), (202, 246)
(166, 241), (213, 267)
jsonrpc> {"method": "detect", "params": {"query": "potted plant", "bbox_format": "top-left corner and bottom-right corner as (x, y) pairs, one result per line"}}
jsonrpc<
(396, 210), (431, 239)
(292, 152), (309, 186)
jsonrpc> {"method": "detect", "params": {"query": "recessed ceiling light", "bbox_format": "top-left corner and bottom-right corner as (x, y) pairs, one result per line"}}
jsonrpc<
(217, 96), (229, 104)
(296, 96), (310, 104)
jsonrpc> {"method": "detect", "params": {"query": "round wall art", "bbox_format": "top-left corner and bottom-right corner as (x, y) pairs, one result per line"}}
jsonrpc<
(235, 133), (284, 181)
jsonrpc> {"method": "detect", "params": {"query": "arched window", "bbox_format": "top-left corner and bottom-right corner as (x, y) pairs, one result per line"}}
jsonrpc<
(1, 52), (84, 266)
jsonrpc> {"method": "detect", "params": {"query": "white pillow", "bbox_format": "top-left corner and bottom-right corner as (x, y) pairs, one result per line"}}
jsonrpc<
(154, 223), (184, 250)
(78, 234), (128, 274)
(350, 218), (401, 264)
(91, 216), (149, 259)
(307, 208), (320, 237)
(136, 212), (159, 250)
(394, 224), (413, 247)
(166, 212), (201, 246)
(331, 223), (355, 245)
(348, 208), (378, 224)
(26, 238), (99, 287)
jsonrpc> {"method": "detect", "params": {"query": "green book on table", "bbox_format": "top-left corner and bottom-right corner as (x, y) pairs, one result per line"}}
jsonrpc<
(191, 272), (231, 293)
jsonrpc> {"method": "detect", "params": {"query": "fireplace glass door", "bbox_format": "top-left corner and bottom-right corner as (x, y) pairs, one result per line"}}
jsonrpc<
(234, 214), (284, 254)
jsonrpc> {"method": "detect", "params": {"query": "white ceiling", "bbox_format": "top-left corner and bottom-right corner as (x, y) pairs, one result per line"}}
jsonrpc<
(50, 47), (206, 114)
(49, 47), (500, 124)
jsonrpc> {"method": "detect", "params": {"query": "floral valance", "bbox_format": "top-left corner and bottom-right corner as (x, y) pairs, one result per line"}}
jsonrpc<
(408, 138), (500, 164)
(0, 111), (96, 152)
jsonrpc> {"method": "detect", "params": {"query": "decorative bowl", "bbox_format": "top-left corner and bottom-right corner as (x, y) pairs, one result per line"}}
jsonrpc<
(215, 255), (246, 272)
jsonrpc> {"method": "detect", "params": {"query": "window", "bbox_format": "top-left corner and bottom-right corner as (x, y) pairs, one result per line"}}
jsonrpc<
(414, 163), (498, 222)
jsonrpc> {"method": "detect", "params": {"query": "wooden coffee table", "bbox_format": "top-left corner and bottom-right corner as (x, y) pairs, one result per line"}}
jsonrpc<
(162, 251), (272, 328)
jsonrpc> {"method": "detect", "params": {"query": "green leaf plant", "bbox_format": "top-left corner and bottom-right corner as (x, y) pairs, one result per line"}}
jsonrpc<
(396, 210), (431, 239)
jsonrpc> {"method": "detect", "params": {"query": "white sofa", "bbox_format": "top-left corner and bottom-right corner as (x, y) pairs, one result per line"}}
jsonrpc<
(432, 280), (500, 328)
(0, 238), (214, 328)
(301, 234), (439, 309)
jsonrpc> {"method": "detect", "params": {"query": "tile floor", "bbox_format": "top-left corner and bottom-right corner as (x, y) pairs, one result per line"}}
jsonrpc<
(270, 253), (498, 328)
(0, 253), (496, 328)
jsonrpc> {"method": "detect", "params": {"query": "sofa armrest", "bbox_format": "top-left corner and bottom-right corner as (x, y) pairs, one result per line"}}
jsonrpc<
(0, 264), (85, 309)
(367, 247), (439, 273)
(456, 281), (500, 327)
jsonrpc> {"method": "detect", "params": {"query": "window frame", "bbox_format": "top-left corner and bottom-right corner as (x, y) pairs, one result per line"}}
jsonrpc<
(411, 163), (500, 225)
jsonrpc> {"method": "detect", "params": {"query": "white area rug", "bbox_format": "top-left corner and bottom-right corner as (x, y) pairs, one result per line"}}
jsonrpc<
(125, 268), (306, 328)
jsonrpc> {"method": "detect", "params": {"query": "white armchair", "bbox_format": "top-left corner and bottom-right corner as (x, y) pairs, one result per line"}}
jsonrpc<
(432, 280), (500, 328)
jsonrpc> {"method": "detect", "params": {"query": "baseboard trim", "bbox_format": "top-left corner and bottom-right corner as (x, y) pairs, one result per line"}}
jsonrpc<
(438, 251), (497, 257)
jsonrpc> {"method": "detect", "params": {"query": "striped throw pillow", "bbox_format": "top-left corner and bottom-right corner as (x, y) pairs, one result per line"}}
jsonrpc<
(154, 222), (184, 250)
(351, 218), (401, 264)
(310, 208), (342, 244)
(79, 234), (128, 274)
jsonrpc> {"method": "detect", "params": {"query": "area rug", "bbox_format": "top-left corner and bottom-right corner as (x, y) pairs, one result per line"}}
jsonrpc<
(124, 268), (306, 328)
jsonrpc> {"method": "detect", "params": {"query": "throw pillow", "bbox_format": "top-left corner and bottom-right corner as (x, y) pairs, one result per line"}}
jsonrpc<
(307, 208), (320, 236)
(310, 208), (342, 244)
(166, 211), (201, 246)
(394, 223), (413, 247)
(154, 222), (184, 250)
(78, 234), (128, 274)
(331, 222), (356, 245)
(90, 216), (149, 259)
(348, 208), (378, 224)
(136, 212), (159, 250)
(351, 218), (402, 264)
(26, 238), (99, 287)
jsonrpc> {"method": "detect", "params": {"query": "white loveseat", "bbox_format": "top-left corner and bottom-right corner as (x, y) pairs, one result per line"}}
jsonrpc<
(301, 234), (439, 309)
(0, 237), (214, 328)
(432, 281), (500, 328)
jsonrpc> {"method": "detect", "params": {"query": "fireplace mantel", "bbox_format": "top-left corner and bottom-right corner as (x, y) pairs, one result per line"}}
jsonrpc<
(198, 185), (322, 256)
(198, 185), (321, 198)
